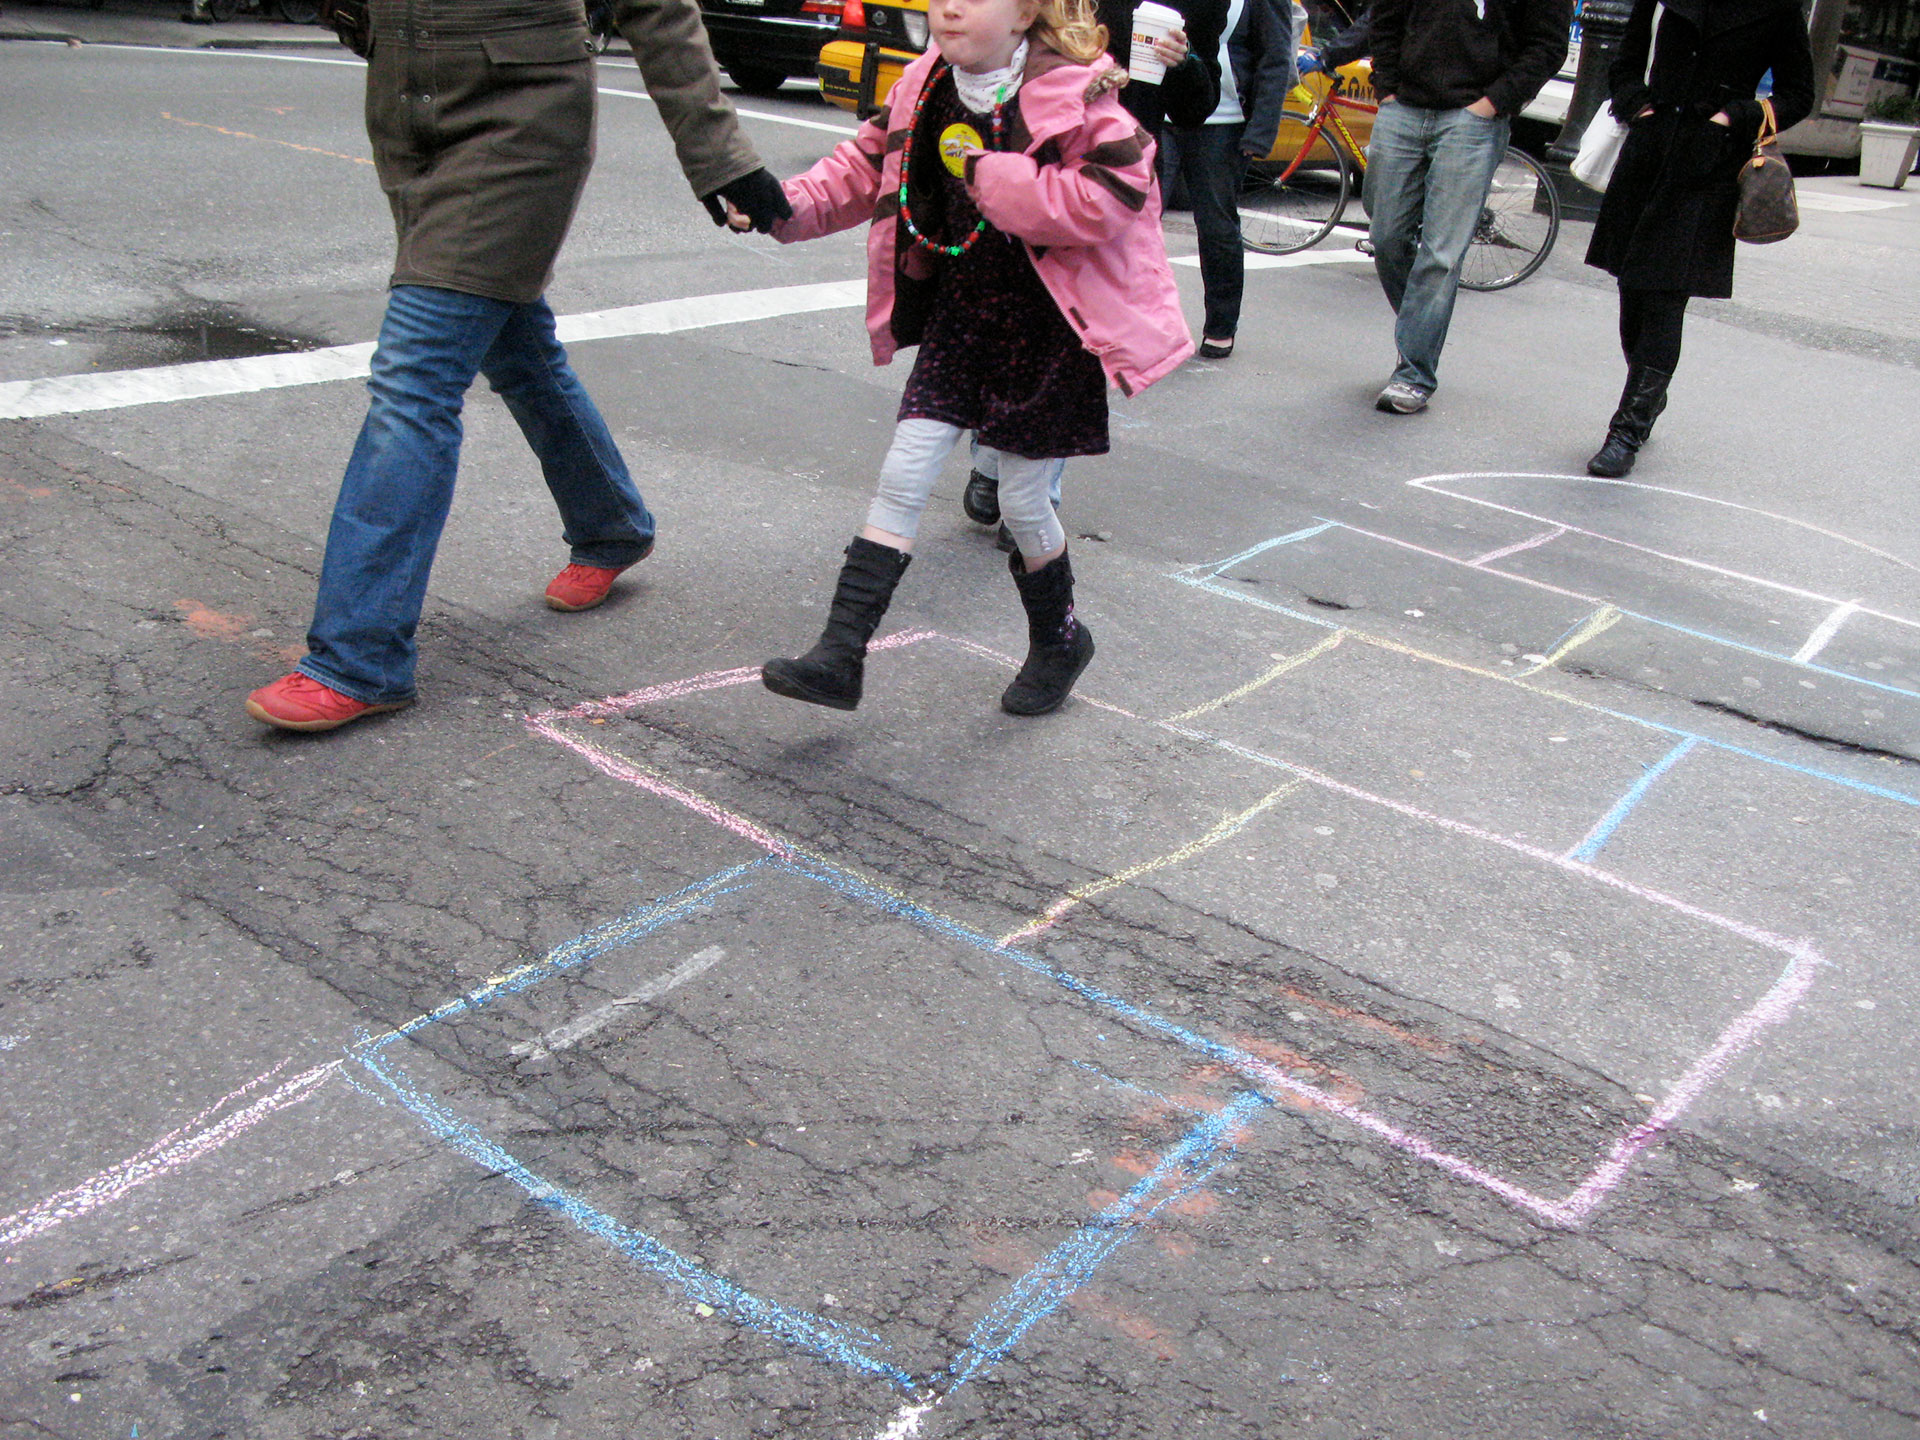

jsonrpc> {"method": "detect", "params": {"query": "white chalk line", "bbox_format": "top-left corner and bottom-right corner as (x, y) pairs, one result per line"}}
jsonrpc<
(1410, 471), (1920, 591)
(0, 280), (865, 420)
(869, 1398), (940, 1439)
(509, 944), (727, 1059)
(1791, 599), (1863, 665)
(0, 1059), (339, 1250)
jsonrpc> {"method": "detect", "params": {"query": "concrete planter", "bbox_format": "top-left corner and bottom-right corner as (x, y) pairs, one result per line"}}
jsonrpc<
(1857, 120), (1920, 189)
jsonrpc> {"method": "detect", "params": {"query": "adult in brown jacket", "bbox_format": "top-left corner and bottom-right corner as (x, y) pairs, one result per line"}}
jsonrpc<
(247, 0), (791, 732)
(1581, 0), (1812, 476)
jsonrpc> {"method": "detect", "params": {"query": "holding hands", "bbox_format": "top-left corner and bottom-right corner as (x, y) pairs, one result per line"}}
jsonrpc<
(702, 166), (793, 232)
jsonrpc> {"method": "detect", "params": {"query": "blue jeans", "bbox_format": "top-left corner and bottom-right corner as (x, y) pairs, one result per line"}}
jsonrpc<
(1163, 122), (1247, 340)
(1362, 100), (1510, 393)
(300, 285), (654, 704)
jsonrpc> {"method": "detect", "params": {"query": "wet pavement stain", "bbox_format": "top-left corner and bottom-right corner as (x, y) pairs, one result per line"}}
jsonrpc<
(0, 307), (329, 372)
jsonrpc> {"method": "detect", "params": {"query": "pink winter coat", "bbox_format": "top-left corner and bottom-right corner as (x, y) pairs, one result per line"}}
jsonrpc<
(773, 44), (1194, 397)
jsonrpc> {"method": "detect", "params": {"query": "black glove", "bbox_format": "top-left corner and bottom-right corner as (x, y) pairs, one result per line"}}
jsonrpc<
(319, 0), (371, 55)
(701, 168), (792, 233)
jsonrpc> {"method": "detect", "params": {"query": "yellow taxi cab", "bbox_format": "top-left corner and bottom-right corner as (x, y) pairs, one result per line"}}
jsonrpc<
(817, 0), (929, 115)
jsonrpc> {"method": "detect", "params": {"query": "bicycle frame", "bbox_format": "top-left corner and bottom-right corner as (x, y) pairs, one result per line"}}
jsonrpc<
(1274, 78), (1376, 188)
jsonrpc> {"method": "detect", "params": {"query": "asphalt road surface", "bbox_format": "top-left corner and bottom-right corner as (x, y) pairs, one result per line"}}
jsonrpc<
(3, 30), (1920, 1440)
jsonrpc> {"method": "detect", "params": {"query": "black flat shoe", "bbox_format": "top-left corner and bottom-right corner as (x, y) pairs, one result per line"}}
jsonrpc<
(1197, 336), (1235, 360)
(962, 469), (1000, 525)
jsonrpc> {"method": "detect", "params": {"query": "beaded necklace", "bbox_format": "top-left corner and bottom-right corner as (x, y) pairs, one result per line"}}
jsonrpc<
(897, 61), (1009, 260)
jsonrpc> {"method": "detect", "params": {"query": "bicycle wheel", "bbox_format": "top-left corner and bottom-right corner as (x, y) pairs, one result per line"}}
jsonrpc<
(1239, 111), (1353, 256)
(1460, 146), (1560, 291)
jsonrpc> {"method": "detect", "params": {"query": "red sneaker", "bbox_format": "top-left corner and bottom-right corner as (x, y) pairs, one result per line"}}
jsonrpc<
(245, 673), (408, 732)
(545, 562), (632, 612)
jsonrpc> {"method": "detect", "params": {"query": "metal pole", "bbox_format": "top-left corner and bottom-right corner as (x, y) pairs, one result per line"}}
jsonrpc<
(1544, 0), (1636, 220)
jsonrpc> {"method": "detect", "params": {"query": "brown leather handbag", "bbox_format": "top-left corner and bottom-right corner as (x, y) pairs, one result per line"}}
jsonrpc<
(1734, 98), (1799, 244)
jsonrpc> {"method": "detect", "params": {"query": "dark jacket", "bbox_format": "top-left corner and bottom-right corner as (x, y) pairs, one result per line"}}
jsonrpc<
(1098, 0), (1229, 130)
(1191, 0), (1299, 155)
(366, 0), (761, 304)
(1369, 0), (1570, 115)
(1585, 0), (1814, 297)
(1315, 4), (1372, 69)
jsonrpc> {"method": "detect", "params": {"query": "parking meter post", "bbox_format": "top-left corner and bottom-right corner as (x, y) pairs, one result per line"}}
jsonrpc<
(1543, 0), (1634, 221)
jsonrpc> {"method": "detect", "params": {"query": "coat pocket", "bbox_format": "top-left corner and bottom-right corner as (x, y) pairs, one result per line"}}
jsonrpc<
(476, 29), (596, 160)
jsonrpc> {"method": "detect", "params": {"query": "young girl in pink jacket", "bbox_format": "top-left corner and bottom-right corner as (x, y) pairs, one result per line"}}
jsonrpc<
(754, 0), (1192, 717)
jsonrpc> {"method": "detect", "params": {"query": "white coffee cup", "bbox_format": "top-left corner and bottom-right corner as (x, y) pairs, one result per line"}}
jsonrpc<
(1128, 1), (1182, 85)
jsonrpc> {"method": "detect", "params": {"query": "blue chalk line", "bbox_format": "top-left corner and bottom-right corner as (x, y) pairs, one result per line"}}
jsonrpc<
(355, 1048), (917, 1390)
(361, 860), (769, 1052)
(945, 1092), (1267, 1389)
(1569, 736), (1701, 862)
(361, 856), (1291, 1397)
(1172, 566), (1920, 810)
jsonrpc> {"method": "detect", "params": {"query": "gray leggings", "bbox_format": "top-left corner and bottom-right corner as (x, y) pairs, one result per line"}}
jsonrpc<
(865, 418), (1067, 559)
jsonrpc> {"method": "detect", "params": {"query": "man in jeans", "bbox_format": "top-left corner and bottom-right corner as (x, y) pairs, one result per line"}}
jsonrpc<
(1362, 0), (1568, 413)
(245, 0), (790, 732)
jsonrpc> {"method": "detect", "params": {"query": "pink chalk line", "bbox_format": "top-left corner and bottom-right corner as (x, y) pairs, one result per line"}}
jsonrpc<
(531, 634), (1827, 1226)
(0, 1059), (339, 1251)
(1210, 943), (1822, 1227)
(523, 634), (940, 859)
(1468, 525), (1568, 568)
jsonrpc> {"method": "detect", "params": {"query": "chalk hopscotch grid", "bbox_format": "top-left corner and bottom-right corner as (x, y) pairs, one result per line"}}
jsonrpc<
(1170, 524), (1920, 818)
(345, 848), (1275, 1398)
(527, 635), (1824, 1233)
(3, 620), (1832, 1403)
(1403, 472), (1920, 689)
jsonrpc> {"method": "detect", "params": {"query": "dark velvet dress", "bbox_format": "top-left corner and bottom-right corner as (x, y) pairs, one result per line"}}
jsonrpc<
(895, 71), (1110, 459)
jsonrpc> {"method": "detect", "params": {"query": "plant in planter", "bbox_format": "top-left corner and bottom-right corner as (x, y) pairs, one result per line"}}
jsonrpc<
(1858, 92), (1920, 190)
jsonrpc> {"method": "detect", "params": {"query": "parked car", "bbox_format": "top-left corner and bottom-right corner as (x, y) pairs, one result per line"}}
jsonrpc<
(697, 0), (850, 96)
(817, 0), (929, 115)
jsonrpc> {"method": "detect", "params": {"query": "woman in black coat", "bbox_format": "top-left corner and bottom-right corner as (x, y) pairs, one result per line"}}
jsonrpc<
(1581, 0), (1813, 477)
(1161, 0), (1298, 357)
(1096, 0), (1229, 131)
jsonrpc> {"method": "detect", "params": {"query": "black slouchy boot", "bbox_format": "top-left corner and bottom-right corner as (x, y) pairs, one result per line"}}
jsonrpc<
(1587, 363), (1673, 478)
(762, 536), (911, 710)
(1001, 549), (1095, 716)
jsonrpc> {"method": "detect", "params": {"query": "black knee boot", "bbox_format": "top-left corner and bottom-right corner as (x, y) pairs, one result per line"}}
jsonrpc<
(1002, 549), (1095, 716)
(1587, 364), (1673, 478)
(762, 536), (910, 710)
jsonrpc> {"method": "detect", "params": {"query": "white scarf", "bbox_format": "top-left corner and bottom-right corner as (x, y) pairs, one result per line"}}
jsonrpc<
(952, 38), (1028, 114)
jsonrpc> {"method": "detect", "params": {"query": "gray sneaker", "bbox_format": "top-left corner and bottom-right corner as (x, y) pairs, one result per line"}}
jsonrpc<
(1375, 380), (1431, 414)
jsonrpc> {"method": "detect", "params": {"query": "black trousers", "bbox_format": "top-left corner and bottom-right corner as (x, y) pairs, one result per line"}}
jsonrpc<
(1618, 285), (1689, 372)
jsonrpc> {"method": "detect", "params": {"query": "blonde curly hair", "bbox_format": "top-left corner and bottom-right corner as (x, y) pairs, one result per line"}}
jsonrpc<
(1030, 0), (1109, 64)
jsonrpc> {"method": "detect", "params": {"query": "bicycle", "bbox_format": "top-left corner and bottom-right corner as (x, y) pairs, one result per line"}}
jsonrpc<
(1238, 74), (1561, 292)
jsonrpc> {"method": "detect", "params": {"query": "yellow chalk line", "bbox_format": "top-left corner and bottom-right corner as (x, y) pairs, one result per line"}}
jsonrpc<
(161, 111), (374, 166)
(998, 780), (1304, 946)
(1519, 603), (1622, 676)
(1164, 631), (1346, 723)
